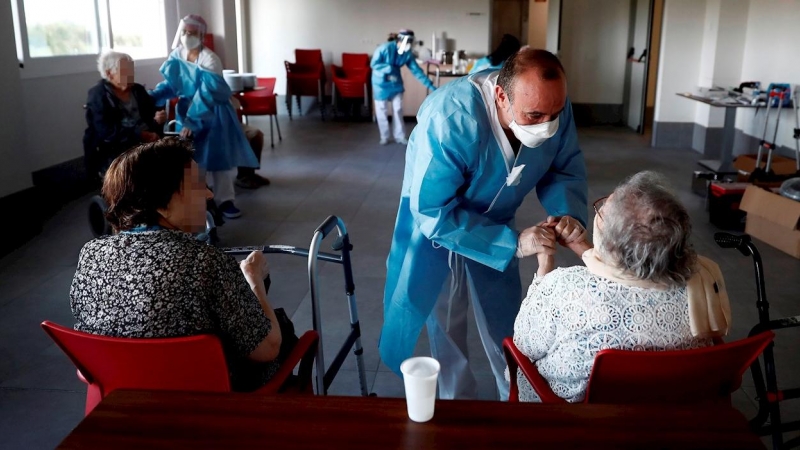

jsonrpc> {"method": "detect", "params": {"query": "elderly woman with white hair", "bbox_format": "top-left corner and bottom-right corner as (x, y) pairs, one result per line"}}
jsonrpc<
(83, 51), (166, 180)
(511, 171), (731, 402)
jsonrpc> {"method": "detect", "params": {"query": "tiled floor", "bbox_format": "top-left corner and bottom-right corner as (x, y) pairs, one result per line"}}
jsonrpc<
(1, 111), (799, 448)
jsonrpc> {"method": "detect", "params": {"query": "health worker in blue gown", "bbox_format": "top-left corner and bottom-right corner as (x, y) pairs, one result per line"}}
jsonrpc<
(380, 49), (589, 400)
(371, 29), (437, 145)
(468, 34), (521, 74)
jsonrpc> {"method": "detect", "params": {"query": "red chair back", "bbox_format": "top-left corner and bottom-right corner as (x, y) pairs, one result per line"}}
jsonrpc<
(585, 331), (774, 404)
(203, 33), (215, 52)
(295, 49), (322, 66)
(341, 53), (369, 69)
(240, 78), (278, 116)
(504, 331), (775, 404)
(42, 321), (230, 415)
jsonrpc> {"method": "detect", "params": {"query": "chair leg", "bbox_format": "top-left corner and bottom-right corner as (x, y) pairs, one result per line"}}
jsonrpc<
(332, 84), (338, 118)
(275, 114), (282, 141)
(286, 89), (293, 121)
(318, 80), (325, 122)
(296, 96), (302, 115)
(269, 116), (275, 149)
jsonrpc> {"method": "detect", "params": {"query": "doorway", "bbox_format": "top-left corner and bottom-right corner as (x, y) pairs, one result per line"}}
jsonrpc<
(491, 0), (530, 49)
(624, 0), (663, 135)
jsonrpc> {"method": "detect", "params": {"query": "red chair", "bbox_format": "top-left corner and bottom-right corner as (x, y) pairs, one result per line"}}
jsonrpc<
(41, 321), (319, 416)
(238, 77), (282, 148)
(285, 49), (326, 120)
(331, 53), (371, 118)
(503, 331), (775, 404)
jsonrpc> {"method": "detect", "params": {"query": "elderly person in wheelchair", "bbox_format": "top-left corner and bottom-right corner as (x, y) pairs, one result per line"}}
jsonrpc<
(512, 171), (731, 402)
(71, 138), (283, 391)
(83, 51), (166, 182)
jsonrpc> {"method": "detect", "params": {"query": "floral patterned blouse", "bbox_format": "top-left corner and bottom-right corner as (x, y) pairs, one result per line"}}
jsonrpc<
(70, 228), (277, 391)
(511, 265), (711, 402)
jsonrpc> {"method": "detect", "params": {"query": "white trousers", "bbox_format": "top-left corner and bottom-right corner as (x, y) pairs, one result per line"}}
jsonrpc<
(424, 254), (510, 400)
(374, 94), (405, 141)
(206, 169), (237, 205)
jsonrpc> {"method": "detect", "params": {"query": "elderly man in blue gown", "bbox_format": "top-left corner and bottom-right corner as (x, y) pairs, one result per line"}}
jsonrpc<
(380, 49), (589, 400)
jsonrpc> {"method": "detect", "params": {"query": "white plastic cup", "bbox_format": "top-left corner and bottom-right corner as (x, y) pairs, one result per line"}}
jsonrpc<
(400, 357), (440, 422)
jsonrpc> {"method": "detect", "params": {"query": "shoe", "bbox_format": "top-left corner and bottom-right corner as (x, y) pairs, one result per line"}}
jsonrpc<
(396, 138), (408, 145)
(219, 201), (242, 219)
(235, 176), (260, 189)
(253, 174), (271, 186)
(379, 139), (391, 145)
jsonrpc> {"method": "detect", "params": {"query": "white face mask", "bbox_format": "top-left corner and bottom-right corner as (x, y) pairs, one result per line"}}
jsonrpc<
(181, 34), (201, 50)
(508, 103), (559, 148)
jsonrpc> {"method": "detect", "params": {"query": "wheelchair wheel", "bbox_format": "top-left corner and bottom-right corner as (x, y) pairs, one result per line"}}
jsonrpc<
(88, 195), (112, 237)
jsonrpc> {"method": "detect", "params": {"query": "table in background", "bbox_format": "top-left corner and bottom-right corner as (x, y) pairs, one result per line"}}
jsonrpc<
(676, 92), (761, 174)
(58, 389), (764, 449)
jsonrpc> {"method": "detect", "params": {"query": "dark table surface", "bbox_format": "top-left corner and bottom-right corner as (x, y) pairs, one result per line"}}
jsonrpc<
(58, 389), (765, 449)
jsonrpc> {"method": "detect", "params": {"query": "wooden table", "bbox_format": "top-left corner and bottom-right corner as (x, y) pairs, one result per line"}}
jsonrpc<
(58, 390), (764, 449)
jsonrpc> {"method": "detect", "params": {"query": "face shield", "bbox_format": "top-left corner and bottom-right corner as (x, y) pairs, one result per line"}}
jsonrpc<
(396, 30), (415, 55)
(171, 15), (207, 49)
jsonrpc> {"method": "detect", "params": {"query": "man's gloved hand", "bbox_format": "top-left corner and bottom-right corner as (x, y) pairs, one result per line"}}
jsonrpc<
(516, 225), (556, 258)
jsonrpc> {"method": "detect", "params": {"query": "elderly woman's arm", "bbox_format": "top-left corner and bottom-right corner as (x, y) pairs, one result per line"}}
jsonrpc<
(210, 251), (282, 363)
(239, 251), (282, 362)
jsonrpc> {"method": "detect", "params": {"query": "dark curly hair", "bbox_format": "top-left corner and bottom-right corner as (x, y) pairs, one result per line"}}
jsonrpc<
(102, 137), (194, 232)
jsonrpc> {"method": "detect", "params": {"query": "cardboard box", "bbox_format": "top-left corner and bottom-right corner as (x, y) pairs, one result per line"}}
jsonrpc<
(734, 154), (798, 181)
(740, 185), (800, 258)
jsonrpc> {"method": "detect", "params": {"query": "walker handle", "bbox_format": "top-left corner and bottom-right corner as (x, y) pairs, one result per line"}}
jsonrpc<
(714, 232), (752, 257)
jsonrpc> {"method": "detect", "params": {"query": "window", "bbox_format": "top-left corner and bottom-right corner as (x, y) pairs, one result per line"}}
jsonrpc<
(11, 0), (169, 74)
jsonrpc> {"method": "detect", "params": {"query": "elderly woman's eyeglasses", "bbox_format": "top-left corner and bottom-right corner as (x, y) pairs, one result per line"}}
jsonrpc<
(593, 196), (609, 220)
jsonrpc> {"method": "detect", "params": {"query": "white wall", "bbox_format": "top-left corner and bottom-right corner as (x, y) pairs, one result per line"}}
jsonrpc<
(653, 0), (706, 123)
(735, 0), (800, 152)
(546, 0), (561, 54)
(559, 0), (631, 104)
(246, 0), (491, 95)
(0, 0), (30, 197)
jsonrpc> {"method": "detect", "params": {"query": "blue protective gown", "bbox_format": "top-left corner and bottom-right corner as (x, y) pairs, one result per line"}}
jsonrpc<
(468, 56), (503, 74)
(379, 71), (588, 375)
(149, 55), (257, 172)
(371, 41), (437, 101)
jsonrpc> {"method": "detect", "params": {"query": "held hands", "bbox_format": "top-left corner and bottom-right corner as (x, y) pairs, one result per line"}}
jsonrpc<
(539, 215), (592, 257)
(154, 110), (167, 125)
(516, 225), (556, 258)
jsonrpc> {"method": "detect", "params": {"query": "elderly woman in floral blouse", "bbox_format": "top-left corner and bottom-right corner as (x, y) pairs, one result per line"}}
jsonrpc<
(70, 138), (281, 391)
(511, 171), (730, 402)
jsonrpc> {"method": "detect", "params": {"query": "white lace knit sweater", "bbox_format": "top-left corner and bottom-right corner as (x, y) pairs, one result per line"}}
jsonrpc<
(511, 266), (711, 402)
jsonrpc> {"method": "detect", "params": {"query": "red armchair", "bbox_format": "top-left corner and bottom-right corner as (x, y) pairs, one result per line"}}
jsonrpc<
(42, 320), (319, 416)
(503, 332), (774, 404)
(331, 53), (371, 118)
(238, 77), (282, 148)
(285, 49), (326, 120)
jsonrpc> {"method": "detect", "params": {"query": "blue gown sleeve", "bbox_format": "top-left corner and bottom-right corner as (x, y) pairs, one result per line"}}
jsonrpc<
(148, 81), (175, 108)
(406, 58), (437, 91)
(183, 71), (233, 134)
(535, 100), (589, 227)
(370, 46), (393, 78)
(409, 110), (518, 272)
